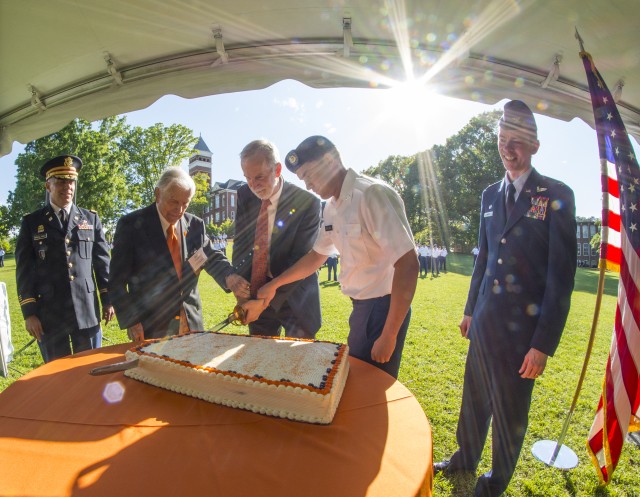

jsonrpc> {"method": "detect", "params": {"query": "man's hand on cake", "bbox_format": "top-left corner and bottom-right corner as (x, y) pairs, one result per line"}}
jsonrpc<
(225, 273), (251, 301)
(128, 323), (145, 343)
(371, 334), (397, 364)
(103, 305), (115, 324)
(239, 299), (268, 324)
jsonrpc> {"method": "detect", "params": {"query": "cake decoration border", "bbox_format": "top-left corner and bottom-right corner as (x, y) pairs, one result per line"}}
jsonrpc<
(127, 331), (349, 395)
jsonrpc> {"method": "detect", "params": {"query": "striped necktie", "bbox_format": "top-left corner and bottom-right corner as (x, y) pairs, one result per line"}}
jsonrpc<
(250, 199), (271, 298)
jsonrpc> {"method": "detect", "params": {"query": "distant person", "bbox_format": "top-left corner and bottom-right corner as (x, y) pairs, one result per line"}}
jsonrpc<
(471, 245), (479, 266)
(434, 100), (577, 497)
(109, 167), (241, 341)
(417, 244), (428, 277)
(326, 253), (339, 281)
(15, 155), (114, 362)
(229, 139), (321, 339)
(0, 248), (4, 267)
(440, 246), (448, 273)
(255, 136), (418, 378)
(431, 245), (440, 276)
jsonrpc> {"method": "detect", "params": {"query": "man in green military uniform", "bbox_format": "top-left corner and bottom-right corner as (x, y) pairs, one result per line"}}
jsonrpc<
(15, 155), (114, 362)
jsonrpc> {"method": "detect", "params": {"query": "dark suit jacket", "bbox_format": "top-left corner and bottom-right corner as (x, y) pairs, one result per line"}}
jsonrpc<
(233, 181), (321, 333)
(15, 204), (111, 332)
(109, 204), (234, 339)
(464, 168), (577, 363)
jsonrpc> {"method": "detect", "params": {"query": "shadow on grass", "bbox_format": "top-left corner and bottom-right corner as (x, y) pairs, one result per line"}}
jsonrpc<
(319, 281), (340, 288)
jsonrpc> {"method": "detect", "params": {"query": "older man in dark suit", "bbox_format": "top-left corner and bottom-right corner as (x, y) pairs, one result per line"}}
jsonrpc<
(109, 167), (241, 341)
(15, 155), (114, 362)
(233, 139), (321, 339)
(435, 100), (577, 497)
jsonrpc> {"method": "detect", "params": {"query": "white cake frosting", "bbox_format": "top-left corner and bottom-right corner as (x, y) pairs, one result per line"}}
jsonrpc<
(124, 331), (350, 424)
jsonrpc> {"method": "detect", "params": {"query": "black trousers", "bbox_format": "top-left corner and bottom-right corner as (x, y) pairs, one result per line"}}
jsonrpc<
(249, 301), (317, 339)
(347, 294), (410, 379)
(450, 337), (535, 496)
(38, 323), (102, 363)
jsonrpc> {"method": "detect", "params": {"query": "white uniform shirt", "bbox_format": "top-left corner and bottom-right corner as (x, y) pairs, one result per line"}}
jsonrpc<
(418, 245), (429, 257)
(313, 169), (415, 299)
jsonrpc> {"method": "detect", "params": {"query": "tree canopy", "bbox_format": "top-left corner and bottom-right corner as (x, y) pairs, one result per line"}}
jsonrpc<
(7, 118), (197, 233)
(364, 110), (504, 249)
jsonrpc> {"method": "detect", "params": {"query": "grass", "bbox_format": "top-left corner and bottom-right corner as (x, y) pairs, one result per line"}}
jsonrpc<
(1, 251), (639, 496)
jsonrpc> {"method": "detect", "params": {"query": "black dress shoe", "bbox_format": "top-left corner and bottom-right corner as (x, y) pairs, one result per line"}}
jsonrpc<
(433, 460), (451, 474)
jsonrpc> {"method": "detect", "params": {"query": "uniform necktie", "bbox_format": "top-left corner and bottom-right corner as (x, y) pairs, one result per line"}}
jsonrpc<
(167, 224), (189, 334)
(506, 183), (516, 217)
(58, 209), (67, 230)
(250, 199), (271, 298)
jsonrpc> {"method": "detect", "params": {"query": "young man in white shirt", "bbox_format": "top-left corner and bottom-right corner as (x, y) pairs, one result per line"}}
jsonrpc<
(255, 136), (418, 378)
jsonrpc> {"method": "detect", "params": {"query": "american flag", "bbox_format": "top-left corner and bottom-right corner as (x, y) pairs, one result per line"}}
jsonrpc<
(582, 50), (640, 484)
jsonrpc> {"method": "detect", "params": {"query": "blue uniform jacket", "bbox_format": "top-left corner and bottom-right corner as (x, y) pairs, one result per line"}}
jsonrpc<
(464, 168), (577, 361)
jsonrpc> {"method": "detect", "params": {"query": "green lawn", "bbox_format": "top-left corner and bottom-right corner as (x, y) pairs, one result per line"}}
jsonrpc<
(0, 252), (638, 496)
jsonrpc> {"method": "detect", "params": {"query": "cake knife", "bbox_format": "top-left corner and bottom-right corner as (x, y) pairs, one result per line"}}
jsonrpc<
(89, 305), (247, 376)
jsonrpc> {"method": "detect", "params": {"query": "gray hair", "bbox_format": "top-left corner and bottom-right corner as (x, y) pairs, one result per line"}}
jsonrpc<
(240, 139), (280, 168)
(155, 167), (196, 195)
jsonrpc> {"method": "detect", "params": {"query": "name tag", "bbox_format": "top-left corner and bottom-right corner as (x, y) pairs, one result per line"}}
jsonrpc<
(484, 211), (494, 218)
(188, 248), (207, 273)
(325, 225), (333, 231)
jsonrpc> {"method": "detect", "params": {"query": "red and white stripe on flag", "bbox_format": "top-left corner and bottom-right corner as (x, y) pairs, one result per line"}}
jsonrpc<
(581, 50), (640, 484)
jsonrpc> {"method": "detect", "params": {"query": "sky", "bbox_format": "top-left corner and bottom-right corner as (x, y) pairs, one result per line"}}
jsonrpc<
(1, 78), (639, 219)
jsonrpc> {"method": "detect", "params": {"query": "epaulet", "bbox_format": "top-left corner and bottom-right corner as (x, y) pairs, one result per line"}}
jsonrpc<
(89, 209), (97, 214)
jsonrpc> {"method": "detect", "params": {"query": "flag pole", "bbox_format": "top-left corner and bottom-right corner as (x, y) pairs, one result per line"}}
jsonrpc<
(531, 27), (603, 469)
(532, 263), (606, 468)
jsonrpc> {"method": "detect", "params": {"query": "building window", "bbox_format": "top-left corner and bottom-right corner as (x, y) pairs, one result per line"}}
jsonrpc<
(582, 225), (589, 238)
(583, 243), (590, 256)
(222, 195), (226, 207)
(577, 243), (581, 256)
(222, 212), (226, 221)
(230, 211), (235, 220)
(231, 194), (235, 208)
(576, 225), (581, 238)
(215, 195), (220, 208)
(590, 224), (596, 237)
(215, 212), (220, 223)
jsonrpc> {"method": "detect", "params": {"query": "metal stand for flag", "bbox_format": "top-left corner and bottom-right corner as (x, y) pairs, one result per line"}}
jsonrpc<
(532, 264), (607, 469)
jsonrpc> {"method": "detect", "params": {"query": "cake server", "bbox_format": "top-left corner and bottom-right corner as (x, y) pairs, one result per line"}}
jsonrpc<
(89, 306), (248, 375)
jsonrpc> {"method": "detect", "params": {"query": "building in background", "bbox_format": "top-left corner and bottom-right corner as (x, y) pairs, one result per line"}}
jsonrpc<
(187, 135), (245, 227)
(576, 219), (599, 268)
(211, 179), (244, 225)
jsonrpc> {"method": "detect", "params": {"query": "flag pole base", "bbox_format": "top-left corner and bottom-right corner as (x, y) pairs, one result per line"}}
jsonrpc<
(531, 440), (578, 470)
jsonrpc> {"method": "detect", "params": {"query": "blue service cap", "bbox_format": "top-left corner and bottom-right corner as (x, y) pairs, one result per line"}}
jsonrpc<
(285, 135), (337, 173)
(499, 100), (537, 138)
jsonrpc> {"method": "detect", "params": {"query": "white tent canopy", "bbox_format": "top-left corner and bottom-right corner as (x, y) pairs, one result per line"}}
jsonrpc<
(1, 0), (639, 158)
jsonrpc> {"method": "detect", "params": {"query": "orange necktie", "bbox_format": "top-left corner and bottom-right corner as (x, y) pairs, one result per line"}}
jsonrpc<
(167, 224), (181, 278)
(167, 224), (189, 334)
(250, 199), (271, 298)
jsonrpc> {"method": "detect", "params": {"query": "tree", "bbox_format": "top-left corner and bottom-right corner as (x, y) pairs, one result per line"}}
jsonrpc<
(431, 110), (503, 249)
(121, 123), (197, 206)
(0, 204), (11, 239)
(7, 117), (130, 231)
(363, 111), (503, 250)
(187, 172), (211, 219)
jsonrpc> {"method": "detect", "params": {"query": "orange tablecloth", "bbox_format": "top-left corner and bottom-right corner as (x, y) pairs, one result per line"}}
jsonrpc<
(0, 343), (432, 497)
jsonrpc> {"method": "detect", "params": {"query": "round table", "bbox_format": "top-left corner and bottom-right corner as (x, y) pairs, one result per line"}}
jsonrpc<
(0, 343), (433, 497)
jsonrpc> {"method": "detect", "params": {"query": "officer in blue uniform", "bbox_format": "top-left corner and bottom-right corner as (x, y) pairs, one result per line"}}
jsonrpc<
(15, 155), (114, 363)
(434, 101), (577, 496)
